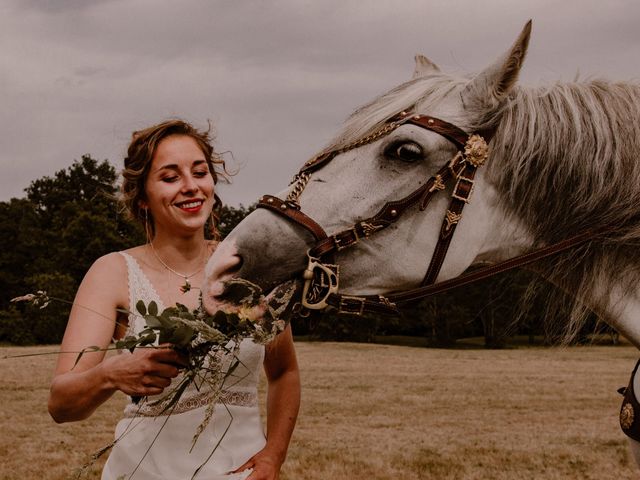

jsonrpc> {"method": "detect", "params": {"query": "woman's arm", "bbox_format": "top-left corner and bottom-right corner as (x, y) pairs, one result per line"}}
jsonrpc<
(48, 253), (185, 423)
(235, 325), (301, 480)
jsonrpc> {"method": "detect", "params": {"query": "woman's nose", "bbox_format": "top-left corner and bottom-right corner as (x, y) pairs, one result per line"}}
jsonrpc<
(181, 176), (198, 193)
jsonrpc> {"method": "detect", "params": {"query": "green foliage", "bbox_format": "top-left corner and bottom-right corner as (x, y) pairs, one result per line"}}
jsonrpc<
(0, 156), (144, 344)
(0, 307), (36, 345)
(298, 311), (385, 343)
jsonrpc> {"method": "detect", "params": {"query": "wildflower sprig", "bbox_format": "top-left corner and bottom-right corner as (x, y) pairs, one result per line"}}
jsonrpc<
(11, 277), (296, 420)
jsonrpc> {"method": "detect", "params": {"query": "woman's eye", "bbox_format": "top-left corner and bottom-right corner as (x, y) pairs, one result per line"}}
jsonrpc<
(162, 176), (178, 183)
(385, 141), (424, 163)
(193, 171), (208, 178)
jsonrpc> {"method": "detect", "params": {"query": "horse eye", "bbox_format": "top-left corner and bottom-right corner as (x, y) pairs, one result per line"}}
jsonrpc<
(385, 141), (424, 163)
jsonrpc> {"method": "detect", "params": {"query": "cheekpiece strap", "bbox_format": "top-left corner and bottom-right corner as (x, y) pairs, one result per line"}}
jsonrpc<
(257, 195), (329, 242)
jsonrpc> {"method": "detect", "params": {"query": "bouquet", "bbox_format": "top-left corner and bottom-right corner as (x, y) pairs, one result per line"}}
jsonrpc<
(11, 278), (299, 476)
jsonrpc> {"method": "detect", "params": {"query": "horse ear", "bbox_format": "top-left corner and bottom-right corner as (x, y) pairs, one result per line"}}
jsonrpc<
(462, 20), (532, 111)
(412, 54), (440, 78)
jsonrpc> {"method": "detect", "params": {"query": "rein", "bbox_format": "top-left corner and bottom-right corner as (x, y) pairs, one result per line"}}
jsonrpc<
(256, 110), (604, 316)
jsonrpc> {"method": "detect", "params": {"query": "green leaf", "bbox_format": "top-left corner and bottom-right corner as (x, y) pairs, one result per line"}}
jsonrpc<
(163, 324), (195, 347)
(144, 316), (162, 328)
(138, 332), (157, 346)
(175, 303), (189, 313)
(136, 300), (147, 316)
(148, 301), (158, 316)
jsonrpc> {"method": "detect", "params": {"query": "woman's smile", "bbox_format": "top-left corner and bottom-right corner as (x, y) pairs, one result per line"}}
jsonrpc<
(175, 199), (204, 213)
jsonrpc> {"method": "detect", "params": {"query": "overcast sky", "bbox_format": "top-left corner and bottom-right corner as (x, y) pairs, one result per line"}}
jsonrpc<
(2, 0), (639, 207)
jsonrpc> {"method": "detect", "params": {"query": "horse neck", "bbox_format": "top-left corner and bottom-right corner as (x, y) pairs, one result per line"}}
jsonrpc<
(476, 81), (640, 345)
(595, 281), (640, 349)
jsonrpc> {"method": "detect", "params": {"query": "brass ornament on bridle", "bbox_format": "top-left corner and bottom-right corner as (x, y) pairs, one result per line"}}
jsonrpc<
(464, 134), (490, 167)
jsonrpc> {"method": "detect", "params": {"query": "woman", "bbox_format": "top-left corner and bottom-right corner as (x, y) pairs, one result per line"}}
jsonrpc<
(48, 120), (300, 480)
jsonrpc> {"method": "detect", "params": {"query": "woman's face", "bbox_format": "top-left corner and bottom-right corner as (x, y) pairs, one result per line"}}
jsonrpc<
(143, 134), (215, 237)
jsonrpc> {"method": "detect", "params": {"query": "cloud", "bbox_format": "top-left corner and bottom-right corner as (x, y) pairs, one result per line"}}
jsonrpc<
(1, 0), (639, 205)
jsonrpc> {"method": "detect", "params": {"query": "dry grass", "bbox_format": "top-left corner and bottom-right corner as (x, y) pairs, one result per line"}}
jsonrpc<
(1, 342), (638, 479)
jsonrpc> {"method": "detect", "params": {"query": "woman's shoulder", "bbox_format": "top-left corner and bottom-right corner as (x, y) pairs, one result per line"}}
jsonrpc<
(85, 251), (128, 281)
(87, 245), (146, 279)
(76, 250), (136, 306)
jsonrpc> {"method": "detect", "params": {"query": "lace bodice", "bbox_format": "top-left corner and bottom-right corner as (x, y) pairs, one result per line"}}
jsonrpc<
(118, 252), (265, 416)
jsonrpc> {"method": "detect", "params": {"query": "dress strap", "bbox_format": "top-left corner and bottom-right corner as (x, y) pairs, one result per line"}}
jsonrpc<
(119, 251), (165, 336)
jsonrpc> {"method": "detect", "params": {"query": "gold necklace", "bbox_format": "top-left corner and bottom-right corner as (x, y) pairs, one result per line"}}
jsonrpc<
(149, 241), (207, 293)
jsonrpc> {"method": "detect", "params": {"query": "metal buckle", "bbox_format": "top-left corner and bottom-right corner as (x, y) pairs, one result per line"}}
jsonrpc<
(338, 295), (366, 315)
(451, 176), (474, 203)
(448, 151), (465, 178)
(378, 295), (397, 310)
(301, 254), (339, 310)
(334, 228), (360, 251)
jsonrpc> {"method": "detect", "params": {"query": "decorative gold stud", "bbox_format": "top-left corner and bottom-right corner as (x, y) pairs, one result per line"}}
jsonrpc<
(429, 174), (446, 192)
(428, 118), (435, 125)
(621, 403), (635, 430)
(444, 210), (462, 231)
(390, 209), (398, 217)
(280, 204), (288, 210)
(267, 197), (274, 203)
(464, 134), (490, 167)
(413, 115), (421, 120)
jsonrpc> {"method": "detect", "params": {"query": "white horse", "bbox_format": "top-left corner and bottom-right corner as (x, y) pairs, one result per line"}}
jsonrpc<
(204, 21), (640, 464)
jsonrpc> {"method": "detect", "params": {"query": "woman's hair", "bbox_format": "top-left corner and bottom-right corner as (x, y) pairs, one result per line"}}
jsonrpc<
(120, 119), (227, 240)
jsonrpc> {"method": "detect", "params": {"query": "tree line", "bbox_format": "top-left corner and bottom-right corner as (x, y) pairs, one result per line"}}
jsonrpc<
(0, 156), (611, 347)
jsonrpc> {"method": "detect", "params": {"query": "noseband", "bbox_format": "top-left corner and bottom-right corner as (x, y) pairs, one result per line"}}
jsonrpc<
(256, 110), (603, 316)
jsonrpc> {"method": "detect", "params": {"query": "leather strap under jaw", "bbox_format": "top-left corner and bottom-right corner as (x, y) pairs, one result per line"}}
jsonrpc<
(326, 225), (612, 316)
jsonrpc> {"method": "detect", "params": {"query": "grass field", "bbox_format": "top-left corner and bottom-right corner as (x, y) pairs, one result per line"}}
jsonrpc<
(1, 341), (639, 479)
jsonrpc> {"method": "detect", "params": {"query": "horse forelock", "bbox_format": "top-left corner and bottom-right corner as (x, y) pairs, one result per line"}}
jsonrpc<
(486, 79), (640, 341)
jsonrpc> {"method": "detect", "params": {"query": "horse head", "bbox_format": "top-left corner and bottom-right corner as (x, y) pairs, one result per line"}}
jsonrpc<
(203, 21), (534, 315)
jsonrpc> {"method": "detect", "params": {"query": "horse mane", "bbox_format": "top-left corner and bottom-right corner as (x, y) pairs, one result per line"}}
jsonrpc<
(327, 74), (640, 342)
(484, 80), (640, 340)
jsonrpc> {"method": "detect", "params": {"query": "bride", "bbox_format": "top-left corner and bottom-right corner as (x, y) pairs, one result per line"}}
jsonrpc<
(48, 119), (300, 480)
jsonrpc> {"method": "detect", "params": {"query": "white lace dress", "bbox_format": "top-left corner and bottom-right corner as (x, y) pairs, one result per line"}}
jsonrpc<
(102, 252), (266, 480)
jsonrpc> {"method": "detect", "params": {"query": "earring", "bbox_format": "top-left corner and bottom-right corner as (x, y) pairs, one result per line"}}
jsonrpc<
(209, 210), (221, 241)
(143, 208), (153, 243)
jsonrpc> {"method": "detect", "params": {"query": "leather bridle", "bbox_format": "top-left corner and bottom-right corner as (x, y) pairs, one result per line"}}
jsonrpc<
(256, 109), (604, 316)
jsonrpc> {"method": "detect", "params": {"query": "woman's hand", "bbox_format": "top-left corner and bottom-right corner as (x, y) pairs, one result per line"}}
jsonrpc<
(102, 345), (187, 397)
(232, 448), (282, 480)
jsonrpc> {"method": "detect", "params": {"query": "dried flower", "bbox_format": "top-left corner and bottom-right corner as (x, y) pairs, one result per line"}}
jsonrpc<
(11, 290), (50, 309)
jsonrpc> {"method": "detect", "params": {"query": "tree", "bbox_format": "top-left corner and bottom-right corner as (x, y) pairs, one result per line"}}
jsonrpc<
(0, 155), (143, 344)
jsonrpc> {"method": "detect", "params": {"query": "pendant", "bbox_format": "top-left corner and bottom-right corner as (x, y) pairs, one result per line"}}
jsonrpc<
(180, 278), (191, 294)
